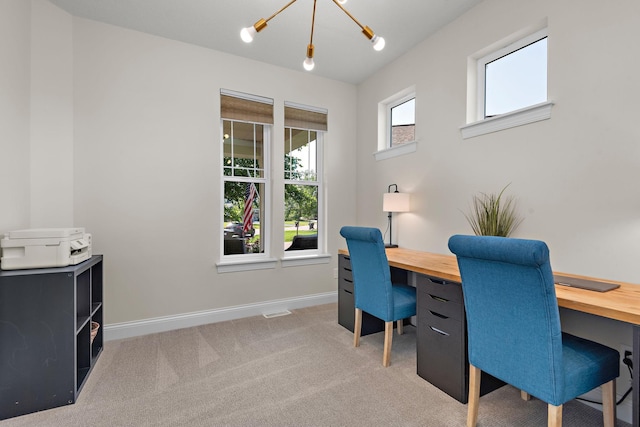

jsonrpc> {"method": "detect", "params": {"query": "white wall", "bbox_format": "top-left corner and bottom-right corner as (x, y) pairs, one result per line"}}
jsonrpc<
(359, 0), (640, 288)
(0, 0), (31, 231)
(357, 0), (640, 415)
(30, 0), (74, 227)
(0, 0), (74, 233)
(70, 18), (357, 325)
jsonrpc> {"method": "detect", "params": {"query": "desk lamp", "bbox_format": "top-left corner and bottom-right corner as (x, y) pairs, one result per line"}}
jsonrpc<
(383, 184), (410, 248)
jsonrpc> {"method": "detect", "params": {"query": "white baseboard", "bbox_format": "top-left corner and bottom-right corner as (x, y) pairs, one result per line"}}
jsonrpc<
(104, 291), (338, 341)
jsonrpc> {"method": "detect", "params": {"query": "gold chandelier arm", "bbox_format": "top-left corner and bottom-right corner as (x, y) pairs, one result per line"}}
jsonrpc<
(265, 0), (299, 24)
(331, 0), (365, 31)
(330, 0), (385, 50)
(309, 0), (318, 45)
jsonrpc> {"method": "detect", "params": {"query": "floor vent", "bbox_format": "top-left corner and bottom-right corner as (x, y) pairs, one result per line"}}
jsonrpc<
(263, 310), (292, 319)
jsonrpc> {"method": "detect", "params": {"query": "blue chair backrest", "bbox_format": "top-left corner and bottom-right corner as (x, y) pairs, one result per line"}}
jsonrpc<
(339, 226), (394, 321)
(448, 235), (564, 404)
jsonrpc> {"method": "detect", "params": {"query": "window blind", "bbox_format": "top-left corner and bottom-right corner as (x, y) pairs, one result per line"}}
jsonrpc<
(221, 90), (273, 125)
(284, 102), (328, 131)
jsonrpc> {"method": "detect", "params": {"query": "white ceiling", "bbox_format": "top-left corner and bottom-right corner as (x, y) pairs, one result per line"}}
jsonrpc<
(48, 0), (483, 85)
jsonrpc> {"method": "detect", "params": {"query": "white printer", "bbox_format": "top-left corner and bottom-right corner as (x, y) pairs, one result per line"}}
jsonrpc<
(0, 227), (92, 270)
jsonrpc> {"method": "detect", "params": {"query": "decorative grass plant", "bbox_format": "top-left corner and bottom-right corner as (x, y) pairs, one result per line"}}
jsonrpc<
(464, 184), (523, 237)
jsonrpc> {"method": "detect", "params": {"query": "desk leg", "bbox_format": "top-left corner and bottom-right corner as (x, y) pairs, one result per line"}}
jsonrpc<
(633, 325), (640, 427)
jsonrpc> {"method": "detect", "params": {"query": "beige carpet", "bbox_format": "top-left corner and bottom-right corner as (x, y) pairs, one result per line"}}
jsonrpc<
(1, 303), (630, 426)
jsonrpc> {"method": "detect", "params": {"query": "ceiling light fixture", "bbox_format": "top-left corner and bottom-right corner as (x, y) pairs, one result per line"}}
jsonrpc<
(303, 0), (318, 71)
(240, 0), (385, 72)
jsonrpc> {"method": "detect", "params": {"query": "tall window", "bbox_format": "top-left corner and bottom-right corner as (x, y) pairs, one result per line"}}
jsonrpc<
(283, 103), (327, 253)
(478, 28), (547, 119)
(221, 90), (273, 257)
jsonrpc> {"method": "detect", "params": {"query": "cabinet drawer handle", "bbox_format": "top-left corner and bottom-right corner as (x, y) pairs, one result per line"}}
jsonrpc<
(344, 278), (353, 284)
(429, 310), (449, 319)
(429, 294), (449, 303)
(429, 278), (448, 285)
(343, 289), (353, 295)
(429, 326), (450, 336)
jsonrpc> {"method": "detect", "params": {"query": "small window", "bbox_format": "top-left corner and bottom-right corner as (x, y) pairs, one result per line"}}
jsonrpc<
(389, 96), (415, 148)
(376, 87), (417, 159)
(477, 28), (547, 120)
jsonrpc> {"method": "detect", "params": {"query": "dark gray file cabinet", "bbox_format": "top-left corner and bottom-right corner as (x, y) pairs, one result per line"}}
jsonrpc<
(338, 254), (408, 335)
(0, 255), (103, 420)
(416, 273), (504, 403)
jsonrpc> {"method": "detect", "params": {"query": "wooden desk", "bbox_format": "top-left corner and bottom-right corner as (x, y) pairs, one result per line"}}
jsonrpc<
(338, 247), (640, 426)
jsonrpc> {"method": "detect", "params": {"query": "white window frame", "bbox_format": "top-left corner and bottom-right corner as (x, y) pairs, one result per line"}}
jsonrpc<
(218, 119), (276, 273)
(461, 26), (554, 139)
(375, 86), (418, 161)
(281, 103), (330, 267)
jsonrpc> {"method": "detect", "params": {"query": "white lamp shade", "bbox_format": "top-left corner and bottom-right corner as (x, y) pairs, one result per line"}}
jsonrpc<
(383, 192), (410, 212)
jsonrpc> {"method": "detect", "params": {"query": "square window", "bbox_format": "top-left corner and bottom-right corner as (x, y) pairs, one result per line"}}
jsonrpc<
(477, 29), (548, 120)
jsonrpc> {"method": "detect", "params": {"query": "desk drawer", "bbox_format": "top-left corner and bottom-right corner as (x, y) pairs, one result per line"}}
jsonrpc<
(339, 276), (354, 293)
(419, 305), (464, 339)
(417, 281), (464, 322)
(417, 315), (466, 400)
(339, 255), (353, 282)
(338, 254), (351, 269)
(416, 274), (463, 303)
(419, 292), (463, 321)
(337, 254), (384, 336)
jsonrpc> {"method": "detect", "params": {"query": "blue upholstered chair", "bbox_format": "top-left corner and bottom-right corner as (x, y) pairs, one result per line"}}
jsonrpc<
(448, 235), (619, 427)
(339, 226), (416, 367)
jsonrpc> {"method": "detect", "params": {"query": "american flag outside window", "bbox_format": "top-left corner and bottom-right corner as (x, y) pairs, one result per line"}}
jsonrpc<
(243, 183), (257, 234)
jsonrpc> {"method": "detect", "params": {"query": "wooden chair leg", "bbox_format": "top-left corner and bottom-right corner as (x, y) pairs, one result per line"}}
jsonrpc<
(602, 379), (616, 427)
(548, 404), (562, 427)
(353, 308), (362, 348)
(467, 364), (481, 427)
(397, 319), (404, 335)
(521, 390), (531, 401)
(382, 321), (393, 367)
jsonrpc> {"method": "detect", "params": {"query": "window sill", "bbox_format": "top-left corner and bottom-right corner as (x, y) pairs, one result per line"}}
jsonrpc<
(281, 253), (332, 268)
(216, 257), (278, 273)
(374, 140), (417, 161)
(460, 101), (554, 139)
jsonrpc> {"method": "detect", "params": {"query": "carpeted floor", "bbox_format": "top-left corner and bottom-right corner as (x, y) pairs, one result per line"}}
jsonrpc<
(0, 303), (630, 426)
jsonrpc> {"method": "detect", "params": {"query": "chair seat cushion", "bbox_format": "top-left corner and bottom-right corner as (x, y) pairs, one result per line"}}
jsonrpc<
(558, 332), (620, 405)
(391, 283), (417, 321)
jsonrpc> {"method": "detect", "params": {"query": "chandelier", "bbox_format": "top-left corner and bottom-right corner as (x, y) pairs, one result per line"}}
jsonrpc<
(240, 0), (386, 72)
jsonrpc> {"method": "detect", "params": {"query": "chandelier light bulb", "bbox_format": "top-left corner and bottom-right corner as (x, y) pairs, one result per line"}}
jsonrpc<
(371, 35), (385, 51)
(303, 44), (315, 71)
(337, 0), (347, 4)
(240, 26), (257, 43)
(303, 56), (315, 71)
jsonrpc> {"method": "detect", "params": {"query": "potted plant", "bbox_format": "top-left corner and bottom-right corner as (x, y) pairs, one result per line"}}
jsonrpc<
(463, 184), (523, 237)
